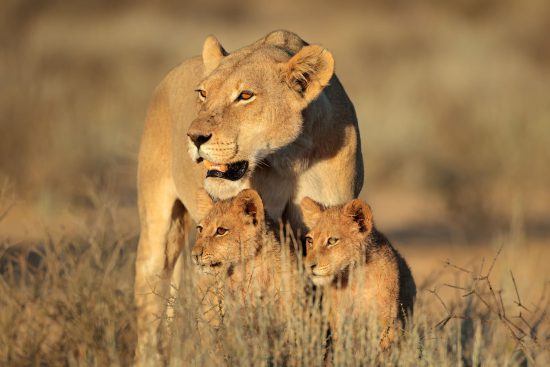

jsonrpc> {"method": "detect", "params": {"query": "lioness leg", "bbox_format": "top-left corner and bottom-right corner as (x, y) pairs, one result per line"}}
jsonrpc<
(165, 199), (188, 311)
(161, 200), (189, 361)
(134, 179), (182, 366)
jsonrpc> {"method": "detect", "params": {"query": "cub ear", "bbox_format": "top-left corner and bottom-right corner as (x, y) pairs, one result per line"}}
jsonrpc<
(300, 197), (324, 229)
(234, 189), (265, 226)
(196, 188), (214, 220)
(202, 35), (228, 75)
(342, 199), (373, 234)
(282, 45), (334, 103)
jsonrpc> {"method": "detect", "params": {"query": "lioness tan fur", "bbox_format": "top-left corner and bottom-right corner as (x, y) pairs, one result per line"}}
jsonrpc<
(191, 189), (297, 324)
(135, 30), (363, 363)
(300, 197), (416, 350)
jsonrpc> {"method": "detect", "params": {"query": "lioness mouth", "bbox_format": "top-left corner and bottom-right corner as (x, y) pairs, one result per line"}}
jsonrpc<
(203, 160), (249, 181)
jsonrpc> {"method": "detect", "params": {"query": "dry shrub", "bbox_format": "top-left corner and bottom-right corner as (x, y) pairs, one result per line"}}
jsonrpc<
(0, 197), (137, 366)
(164, 233), (549, 366)
(0, 207), (548, 366)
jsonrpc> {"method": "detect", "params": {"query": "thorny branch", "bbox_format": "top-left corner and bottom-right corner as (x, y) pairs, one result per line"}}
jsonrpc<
(429, 244), (547, 363)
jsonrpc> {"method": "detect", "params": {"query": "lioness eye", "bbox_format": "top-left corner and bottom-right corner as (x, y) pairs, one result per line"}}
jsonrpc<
(196, 225), (203, 233)
(305, 236), (313, 246)
(237, 90), (254, 101)
(216, 227), (228, 236)
(195, 89), (207, 99)
(327, 237), (339, 247)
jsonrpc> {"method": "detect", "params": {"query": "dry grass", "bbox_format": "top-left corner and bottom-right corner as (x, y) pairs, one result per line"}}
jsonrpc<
(0, 192), (137, 366)
(0, 199), (548, 366)
(1, 1), (549, 366)
(167, 232), (549, 366)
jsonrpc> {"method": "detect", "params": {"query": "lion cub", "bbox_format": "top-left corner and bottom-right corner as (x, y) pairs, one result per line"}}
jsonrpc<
(192, 189), (296, 307)
(300, 197), (416, 349)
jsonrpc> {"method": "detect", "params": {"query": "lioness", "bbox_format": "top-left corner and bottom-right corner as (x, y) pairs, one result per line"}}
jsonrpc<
(191, 188), (296, 310)
(300, 197), (416, 350)
(135, 30), (363, 363)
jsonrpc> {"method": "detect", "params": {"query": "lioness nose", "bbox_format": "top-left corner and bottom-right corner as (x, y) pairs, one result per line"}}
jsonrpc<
(188, 133), (212, 149)
(309, 263), (317, 272)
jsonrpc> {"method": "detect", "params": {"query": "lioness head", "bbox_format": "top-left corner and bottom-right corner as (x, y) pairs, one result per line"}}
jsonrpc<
(187, 30), (334, 199)
(191, 188), (266, 274)
(300, 197), (374, 286)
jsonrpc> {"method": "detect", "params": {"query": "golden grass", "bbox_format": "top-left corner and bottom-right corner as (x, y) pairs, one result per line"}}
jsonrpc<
(0, 192), (548, 366)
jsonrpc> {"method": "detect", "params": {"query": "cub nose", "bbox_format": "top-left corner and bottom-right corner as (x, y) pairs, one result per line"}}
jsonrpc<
(191, 247), (203, 265)
(188, 133), (212, 149)
(309, 263), (317, 272)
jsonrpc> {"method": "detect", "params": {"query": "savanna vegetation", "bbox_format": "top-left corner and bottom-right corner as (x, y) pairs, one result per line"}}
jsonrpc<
(1, 0), (549, 365)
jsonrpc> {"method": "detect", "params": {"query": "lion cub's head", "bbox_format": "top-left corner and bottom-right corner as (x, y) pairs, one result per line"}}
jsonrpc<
(187, 30), (335, 199)
(191, 188), (265, 274)
(300, 198), (374, 286)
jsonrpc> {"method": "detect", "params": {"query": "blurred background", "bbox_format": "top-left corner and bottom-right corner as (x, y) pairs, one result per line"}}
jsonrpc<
(1, 0), (549, 261)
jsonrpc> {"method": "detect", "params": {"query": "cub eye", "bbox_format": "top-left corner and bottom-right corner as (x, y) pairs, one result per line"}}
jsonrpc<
(195, 89), (207, 100)
(305, 236), (313, 246)
(237, 90), (254, 101)
(196, 225), (203, 233)
(216, 227), (228, 236)
(327, 237), (339, 247)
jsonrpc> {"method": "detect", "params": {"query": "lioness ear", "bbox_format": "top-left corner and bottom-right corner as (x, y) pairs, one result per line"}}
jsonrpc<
(342, 199), (373, 234)
(196, 188), (214, 220)
(300, 197), (324, 229)
(234, 189), (265, 226)
(202, 35), (228, 75)
(283, 45), (334, 103)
